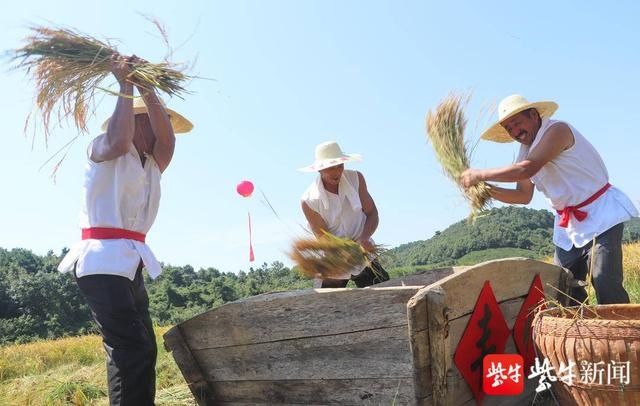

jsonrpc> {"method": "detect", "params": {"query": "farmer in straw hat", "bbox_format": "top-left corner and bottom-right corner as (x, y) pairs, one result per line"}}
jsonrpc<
(58, 53), (193, 405)
(299, 141), (390, 288)
(460, 94), (637, 305)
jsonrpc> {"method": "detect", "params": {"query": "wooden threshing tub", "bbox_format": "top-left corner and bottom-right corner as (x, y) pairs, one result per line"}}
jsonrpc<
(164, 258), (570, 405)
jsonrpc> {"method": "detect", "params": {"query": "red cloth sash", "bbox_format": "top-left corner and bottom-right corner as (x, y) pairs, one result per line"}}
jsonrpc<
(556, 183), (611, 228)
(82, 227), (146, 243)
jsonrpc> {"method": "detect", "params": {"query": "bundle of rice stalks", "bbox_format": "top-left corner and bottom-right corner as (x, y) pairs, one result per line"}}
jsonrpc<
(289, 232), (385, 280)
(12, 25), (191, 138)
(426, 93), (492, 220)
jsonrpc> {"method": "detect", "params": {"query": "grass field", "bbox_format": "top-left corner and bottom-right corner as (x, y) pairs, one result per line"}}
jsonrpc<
(0, 327), (194, 406)
(1, 243), (639, 405)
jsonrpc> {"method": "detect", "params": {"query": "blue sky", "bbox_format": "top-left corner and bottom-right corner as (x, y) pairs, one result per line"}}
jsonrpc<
(1, 1), (639, 273)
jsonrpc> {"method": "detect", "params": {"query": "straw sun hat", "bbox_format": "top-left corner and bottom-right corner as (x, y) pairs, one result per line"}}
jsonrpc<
(298, 141), (362, 172)
(101, 96), (193, 134)
(481, 94), (558, 143)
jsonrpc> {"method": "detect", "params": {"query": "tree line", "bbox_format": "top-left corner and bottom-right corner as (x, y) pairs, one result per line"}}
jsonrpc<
(0, 247), (311, 345)
(3, 206), (639, 345)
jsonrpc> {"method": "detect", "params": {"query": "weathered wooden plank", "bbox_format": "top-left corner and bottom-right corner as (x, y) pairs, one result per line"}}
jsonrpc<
(408, 329), (432, 403)
(486, 374), (541, 406)
(425, 258), (569, 406)
(218, 403), (326, 406)
(449, 297), (525, 353)
(456, 372), (541, 406)
(407, 288), (431, 332)
(210, 377), (418, 404)
(442, 298), (525, 406)
(407, 288), (432, 402)
(193, 326), (413, 382)
(163, 326), (216, 406)
(375, 266), (464, 288)
(180, 287), (422, 350)
(426, 286), (449, 406)
(166, 258), (570, 406)
(433, 258), (566, 320)
(427, 293), (539, 405)
(235, 288), (340, 304)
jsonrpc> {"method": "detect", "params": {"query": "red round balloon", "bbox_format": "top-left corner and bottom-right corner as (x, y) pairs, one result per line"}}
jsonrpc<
(236, 180), (254, 197)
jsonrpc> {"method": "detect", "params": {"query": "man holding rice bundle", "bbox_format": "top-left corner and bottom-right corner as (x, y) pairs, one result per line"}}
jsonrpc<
(460, 94), (637, 305)
(299, 141), (390, 288)
(58, 53), (193, 405)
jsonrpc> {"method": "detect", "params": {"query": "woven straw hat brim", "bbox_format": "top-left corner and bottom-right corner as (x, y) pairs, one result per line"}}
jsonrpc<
(298, 154), (362, 172)
(481, 101), (558, 143)
(101, 106), (193, 134)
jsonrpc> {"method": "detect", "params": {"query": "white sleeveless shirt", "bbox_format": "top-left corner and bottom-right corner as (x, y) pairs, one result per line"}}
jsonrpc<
(302, 170), (367, 240)
(301, 170), (369, 278)
(517, 119), (638, 250)
(58, 143), (162, 280)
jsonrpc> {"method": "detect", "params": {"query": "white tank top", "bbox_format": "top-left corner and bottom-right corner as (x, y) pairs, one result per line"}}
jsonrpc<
(518, 119), (638, 249)
(58, 142), (162, 280)
(301, 169), (369, 279)
(301, 169), (367, 240)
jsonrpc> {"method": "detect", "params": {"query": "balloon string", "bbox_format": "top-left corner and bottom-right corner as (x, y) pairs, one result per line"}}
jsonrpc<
(259, 188), (309, 237)
(248, 211), (255, 262)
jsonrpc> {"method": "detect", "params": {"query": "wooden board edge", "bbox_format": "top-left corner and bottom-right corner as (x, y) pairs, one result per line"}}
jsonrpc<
(163, 325), (217, 405)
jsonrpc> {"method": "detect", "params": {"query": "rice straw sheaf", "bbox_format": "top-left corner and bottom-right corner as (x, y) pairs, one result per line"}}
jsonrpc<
(13, 26), (191, 138)
(426, 93), (492, 221)
(290, 232), (385, 280)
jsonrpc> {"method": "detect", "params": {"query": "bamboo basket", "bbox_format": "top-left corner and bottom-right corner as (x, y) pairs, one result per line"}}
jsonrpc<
(532, 304), (640, 405)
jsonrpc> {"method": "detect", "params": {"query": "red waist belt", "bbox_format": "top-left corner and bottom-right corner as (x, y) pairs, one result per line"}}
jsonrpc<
(556, 183), (611, 228)
(82, 227), (146, 243)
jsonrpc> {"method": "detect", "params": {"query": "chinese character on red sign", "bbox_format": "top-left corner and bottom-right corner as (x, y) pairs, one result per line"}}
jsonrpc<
(454, 281), (510, 404)
(483, 354), (525, 395)
(513, 274), (545, 370)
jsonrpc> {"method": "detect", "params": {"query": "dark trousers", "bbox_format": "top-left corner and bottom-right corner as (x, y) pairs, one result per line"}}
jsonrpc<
(554, 223), (630, 306)
(75, 266), (157, 406)
(320, 260), (390, 288)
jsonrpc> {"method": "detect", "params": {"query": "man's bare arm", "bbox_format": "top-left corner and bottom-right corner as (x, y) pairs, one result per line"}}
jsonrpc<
(488, 179), (535, 204)
(301, 201), (330, 238)
(357, 172), (379, 252)
(138, 86), (175, 172)
(91, 54), (136, 162)
(460, 123), (574, 187)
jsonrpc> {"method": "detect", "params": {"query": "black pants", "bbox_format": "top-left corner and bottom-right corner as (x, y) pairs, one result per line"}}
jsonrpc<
(75, 266), (157, 406)
(554, 223), (630, 306)
(320, 260), (390, 288)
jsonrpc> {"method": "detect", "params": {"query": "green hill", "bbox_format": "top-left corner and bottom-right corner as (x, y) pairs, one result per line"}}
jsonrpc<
(455, 247), (538, 265)
(386, 206), (640, 269)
